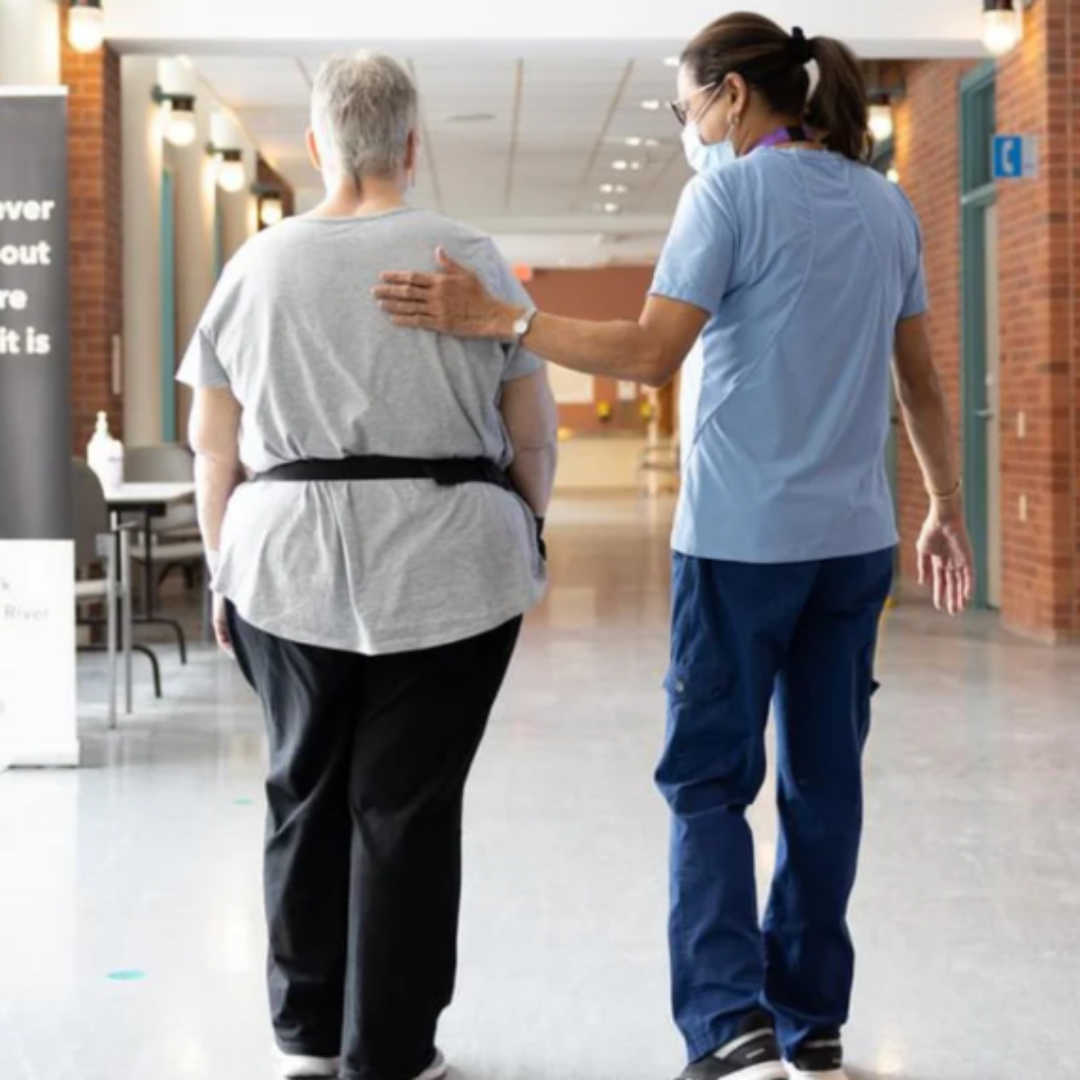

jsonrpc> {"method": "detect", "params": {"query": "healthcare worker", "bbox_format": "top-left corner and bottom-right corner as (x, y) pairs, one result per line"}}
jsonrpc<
(374, 12), (975, 1080)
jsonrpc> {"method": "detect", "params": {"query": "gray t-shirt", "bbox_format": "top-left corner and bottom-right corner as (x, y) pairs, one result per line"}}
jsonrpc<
(177, 207), (546, 655)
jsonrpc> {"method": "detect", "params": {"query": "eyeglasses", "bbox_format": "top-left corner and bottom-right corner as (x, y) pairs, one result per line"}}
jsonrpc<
(669, 81), (720, 127)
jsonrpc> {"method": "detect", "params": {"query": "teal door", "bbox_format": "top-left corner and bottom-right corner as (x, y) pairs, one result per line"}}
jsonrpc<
(960, 63), (998, 608)
(160, 169), (177, 442)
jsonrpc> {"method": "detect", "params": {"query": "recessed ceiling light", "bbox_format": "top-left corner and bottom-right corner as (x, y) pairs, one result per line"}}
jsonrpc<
(641, 99), (662, 111)
(625, 136), (643, 147)
(614, 183), (629, 194)
(645, 138), (660, 148)
(603, 203), (621, 214)
(664, 56), (680, 68)
(600, 183), (615, 193)
(612, 160), (629, 171)
(629, 161), (643, 171)
(443, 111), (497, 123)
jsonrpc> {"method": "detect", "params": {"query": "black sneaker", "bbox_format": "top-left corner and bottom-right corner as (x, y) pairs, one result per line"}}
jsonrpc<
(677, 1011), (787, 1080)
(788, 1030), (846, 1079)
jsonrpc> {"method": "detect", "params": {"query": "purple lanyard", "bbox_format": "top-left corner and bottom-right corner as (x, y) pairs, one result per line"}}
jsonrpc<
(751, 125), (807, 153)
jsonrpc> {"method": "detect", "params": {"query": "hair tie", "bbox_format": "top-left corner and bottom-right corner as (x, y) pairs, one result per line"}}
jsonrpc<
(790, 26), (814, 65)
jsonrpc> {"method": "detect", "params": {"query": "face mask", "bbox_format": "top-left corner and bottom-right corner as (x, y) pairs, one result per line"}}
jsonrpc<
(682, 120), (736, 173)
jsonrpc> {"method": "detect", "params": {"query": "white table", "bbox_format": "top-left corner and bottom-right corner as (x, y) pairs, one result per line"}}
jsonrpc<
(105, 482), (198, 673)
(104, 482), (196, 511)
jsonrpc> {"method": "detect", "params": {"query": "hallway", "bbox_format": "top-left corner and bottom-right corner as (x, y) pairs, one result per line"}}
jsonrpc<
(1, 496), (1078, 1080)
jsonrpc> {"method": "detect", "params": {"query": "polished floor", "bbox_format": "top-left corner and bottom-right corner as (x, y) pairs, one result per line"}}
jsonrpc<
(2, 495), (1079, 1080)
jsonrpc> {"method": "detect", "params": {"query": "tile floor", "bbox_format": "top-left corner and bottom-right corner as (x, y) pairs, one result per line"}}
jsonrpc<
(1, 495), (1078, 1080)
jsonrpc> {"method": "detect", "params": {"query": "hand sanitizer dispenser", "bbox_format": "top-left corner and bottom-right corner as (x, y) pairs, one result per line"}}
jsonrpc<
(86, 411), (124, 491)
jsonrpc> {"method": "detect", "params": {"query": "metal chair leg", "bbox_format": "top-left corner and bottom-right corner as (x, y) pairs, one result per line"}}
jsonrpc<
(104, 547), (118, 730)
(158, 618), (188, 665)
(131, 645), (163, 699)
(120, 528), (133, 714)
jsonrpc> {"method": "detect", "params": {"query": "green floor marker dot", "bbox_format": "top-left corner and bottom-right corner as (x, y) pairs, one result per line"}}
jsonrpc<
(107, 970), (146, 982)
(233, 797), (255, 806)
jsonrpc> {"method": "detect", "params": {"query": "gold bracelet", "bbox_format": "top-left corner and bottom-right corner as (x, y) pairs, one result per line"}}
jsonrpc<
(928, 480), (962, 500)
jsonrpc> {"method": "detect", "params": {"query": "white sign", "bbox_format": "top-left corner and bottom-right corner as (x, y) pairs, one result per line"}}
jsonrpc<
(617, 380), (638, 403)
(0, 541), (78, 769)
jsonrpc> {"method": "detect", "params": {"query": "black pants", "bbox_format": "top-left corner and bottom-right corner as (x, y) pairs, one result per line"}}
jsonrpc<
(228, 605), (522, 1080)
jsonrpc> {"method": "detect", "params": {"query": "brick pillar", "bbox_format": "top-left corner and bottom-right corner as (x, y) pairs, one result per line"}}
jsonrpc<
(893, 61), (974, 583)
(996, 0), (1080, 640)
(60, 14), (122, 453)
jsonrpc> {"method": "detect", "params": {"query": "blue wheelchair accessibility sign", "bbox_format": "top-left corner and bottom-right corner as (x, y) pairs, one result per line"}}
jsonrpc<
(993, 134), (1039, 180)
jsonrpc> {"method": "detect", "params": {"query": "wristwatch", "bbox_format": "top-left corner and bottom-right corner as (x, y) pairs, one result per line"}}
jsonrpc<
(512, 306), (539, 345)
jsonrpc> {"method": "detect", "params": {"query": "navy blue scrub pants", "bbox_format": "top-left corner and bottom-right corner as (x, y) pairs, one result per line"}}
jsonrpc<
(656, 549), (894, 1063)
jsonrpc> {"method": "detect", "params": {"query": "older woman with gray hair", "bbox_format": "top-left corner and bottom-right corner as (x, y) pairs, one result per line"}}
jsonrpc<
(177, 53), (557, 1080)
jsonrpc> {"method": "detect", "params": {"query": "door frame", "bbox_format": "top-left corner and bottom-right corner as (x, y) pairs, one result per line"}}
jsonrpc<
(870, 136), (902, 544)
(959, 62), (998, 609)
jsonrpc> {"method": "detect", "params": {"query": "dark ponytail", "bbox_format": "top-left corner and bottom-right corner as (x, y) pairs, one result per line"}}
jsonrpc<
(804, 35), (870, 162)
(681, 12), (871, 163)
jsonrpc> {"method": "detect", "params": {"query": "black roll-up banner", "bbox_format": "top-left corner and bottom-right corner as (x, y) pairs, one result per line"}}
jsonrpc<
(0, 89), (73, 541)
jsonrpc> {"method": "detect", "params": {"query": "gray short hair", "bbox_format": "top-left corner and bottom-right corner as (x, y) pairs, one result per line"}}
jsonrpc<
(311, 52), (418, 183)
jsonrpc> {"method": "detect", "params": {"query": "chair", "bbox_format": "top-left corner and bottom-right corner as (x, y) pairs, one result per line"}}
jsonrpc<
(124, 445), (200, 541)
(73, 459), (134, 727)
(124, 444), (211, 648)
(125, 443), (206, 595)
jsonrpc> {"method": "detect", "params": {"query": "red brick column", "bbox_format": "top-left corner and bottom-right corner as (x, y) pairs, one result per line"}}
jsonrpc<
(60, 14), (123, 452)
(893, 61), (974, 583)
(996, 0), (1080, 639)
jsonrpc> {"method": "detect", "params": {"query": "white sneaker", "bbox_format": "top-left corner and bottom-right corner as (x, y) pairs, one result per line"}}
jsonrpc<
(274, 1049), (340, 1078)
(414, 1050), (448, 1080)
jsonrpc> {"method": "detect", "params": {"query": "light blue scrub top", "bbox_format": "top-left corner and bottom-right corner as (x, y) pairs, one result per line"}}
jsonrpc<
(651, 148), (927, 564)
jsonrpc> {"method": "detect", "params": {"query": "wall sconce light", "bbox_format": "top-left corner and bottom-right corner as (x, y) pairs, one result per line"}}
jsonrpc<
(596, 401), (613, 423)
(868, 100), (895, 143)
(983, 0), (1030, 56)
(251, 185), (284, 227)
(151, 86), (198, 147)
(258, 193), (284, 227)
(68, 0), (105, 53)
(212, 149), (247, 193)
(208, 111), (247, 193)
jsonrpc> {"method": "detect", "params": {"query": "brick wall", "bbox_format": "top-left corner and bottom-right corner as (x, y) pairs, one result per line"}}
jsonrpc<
(994, 0), (1080, 639)
(60, 16), (122, 453)
(892, 61), (974, 582)
(894, 11), (1080, 641)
